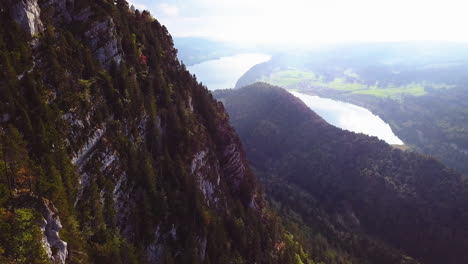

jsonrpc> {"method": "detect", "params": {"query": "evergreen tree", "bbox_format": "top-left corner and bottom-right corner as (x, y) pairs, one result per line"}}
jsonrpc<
(2, 125), (31, 193)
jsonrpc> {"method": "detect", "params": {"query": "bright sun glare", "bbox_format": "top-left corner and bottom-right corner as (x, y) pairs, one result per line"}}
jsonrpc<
(129, 0), (468, 44)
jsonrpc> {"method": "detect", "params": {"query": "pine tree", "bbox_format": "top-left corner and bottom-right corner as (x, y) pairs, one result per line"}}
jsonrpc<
(2, 125), (31, 194)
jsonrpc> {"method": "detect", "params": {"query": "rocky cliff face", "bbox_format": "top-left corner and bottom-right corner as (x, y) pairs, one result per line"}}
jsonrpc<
(10, 195), (68, 264)
(1, 1), (300, 263)
(83, 17), (123, 68)
(40, 0), (74, 24)
(40, 199), (68, 264)
(9, 0), (44, 37)
(9, 0), (123, 68)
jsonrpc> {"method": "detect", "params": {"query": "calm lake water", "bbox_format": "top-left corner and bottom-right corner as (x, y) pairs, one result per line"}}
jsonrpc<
(289, 91), (404, 145)
(188, 53), (271, 90)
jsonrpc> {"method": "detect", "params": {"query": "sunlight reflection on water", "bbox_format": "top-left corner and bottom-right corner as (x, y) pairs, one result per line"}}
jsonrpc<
(188, 53), (271, 90)
(289, 91), (404, 145)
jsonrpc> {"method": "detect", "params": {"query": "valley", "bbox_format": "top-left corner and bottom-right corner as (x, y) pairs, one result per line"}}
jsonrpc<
(235, 44), (468, 175)
(215, 83), (468, 264)
(2, 1), (468, 264)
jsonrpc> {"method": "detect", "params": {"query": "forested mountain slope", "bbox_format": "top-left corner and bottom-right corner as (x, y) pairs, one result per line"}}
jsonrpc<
(0, 1), (310, 263)
(215, 83), (468, 264)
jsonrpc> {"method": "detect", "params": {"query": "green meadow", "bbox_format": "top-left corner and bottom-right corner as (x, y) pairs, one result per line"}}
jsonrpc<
(261, 70), (454, 99)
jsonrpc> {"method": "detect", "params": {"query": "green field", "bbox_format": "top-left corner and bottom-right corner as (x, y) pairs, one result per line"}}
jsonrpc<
(316, 77), (370, 91)
(352, 84), (426, 98)
(262, 70), (368, 90)
(260, 70), (318, 87)
(261, 70), (455, 99)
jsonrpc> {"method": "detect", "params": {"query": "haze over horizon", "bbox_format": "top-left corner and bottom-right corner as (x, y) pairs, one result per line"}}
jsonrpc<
(4, 2), (468, 264)
(130, 0), (468, 45)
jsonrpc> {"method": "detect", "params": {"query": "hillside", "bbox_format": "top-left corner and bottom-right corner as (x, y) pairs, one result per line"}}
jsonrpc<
(234, 45), (468, 175)
(215, 83), (468, 264)
(236, 43), (468, 92)
(0, 1), (310, 263)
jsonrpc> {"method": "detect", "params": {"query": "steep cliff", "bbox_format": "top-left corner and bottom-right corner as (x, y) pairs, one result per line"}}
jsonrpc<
(0, 1), (308, 263)
(9, 0), (44, 37)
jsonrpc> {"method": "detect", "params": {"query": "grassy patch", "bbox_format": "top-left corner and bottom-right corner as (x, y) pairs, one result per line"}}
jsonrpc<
(262, 70), (366, 90)
(352, 84), (426, 98)
(262, 70), (319, 87)
(262, 70), (456, 99)
(317, 78), (370, 91)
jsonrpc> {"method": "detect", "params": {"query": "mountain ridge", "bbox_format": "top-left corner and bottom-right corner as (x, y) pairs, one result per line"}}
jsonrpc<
(215, 82), (468, 264)
(234, 45), (468, 176)
(0, 2), (310, 263)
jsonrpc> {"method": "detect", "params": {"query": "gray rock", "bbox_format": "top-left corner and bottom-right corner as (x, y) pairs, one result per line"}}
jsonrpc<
(73, 6), (92, 22)
(39, 199), (68, 264)
(0, 113), (11, 123)
(83, 17), (123, 68)
(40, 0), (74, 24)
(10, 0), (44, 37)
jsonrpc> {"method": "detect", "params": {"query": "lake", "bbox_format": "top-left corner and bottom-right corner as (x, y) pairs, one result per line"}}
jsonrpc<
(188, 53), (271, 90)
(289, 91), (404, 145)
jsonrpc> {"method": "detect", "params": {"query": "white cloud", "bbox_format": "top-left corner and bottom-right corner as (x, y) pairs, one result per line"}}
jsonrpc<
(131, 0), (468, 45)
(157, 3), (180, 17)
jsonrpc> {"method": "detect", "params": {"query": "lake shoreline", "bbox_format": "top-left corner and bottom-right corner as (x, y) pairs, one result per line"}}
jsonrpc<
(188, 53), (271, 90)
(288, 90), (404, 145)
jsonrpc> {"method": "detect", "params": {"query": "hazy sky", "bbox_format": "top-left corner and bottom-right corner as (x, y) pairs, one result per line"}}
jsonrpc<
(129, 0), (468, 45)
